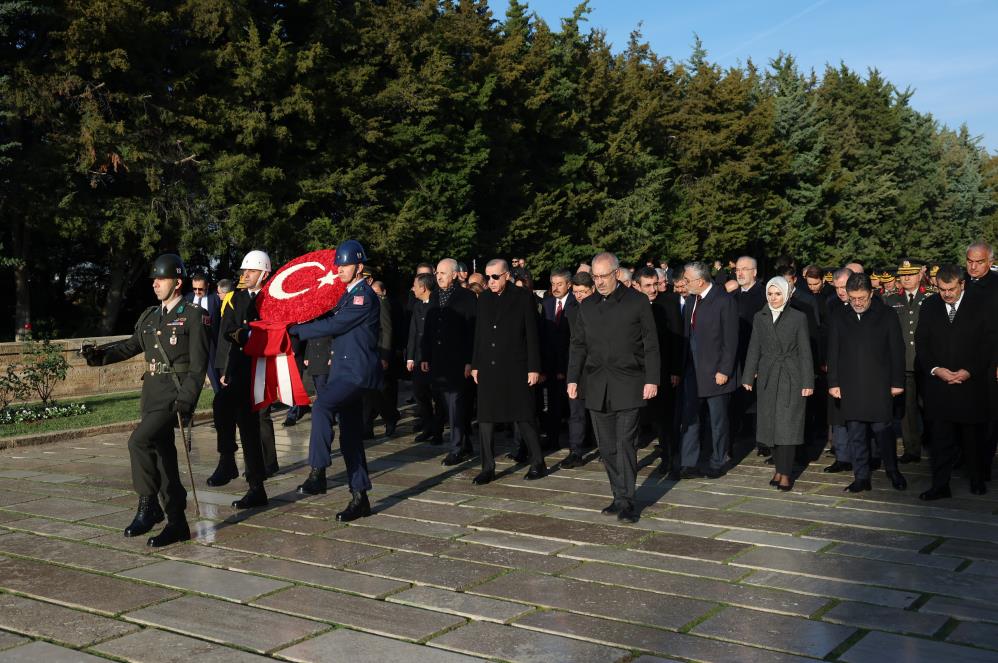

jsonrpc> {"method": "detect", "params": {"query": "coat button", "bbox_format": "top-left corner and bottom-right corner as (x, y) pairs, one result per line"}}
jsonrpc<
(153, 344), (158, 349)
(493, 325), (497, 329)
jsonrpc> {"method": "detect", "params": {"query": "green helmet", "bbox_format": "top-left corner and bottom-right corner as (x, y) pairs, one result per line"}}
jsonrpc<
(150, 254), (186, 279)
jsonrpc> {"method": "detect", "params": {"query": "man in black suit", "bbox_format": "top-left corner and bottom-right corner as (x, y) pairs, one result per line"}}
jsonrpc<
(185, 274), (222, 395)
(564, 272), (597, 461)
(824, 267), (856, 473)
(407, 273), (443, 443)
(732, 256), (766, 446)
(827, 273), (907, 492)
(965, 242), (998, 480)
(362, 280), (401, 438)
(421, 258), (477, 465)
(916, 265), (996, 499)
(568, 252), (660, 523)
(303, 335), (332, 393)
(471, 259), (548, 484)
(637, 267), (681, 473)
(677, 261), (739, 479)
(540, 269), (578, 459)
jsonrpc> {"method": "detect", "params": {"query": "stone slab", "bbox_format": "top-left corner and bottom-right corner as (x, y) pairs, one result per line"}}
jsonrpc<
(743, 570), (919, 609)
(461, 496), (560, 516)
(949, 622), (998, 651)
(471, 513), (645, 546)
(840, 630), (998, 663)
(352, 515), (467, 539)
(120, 560), (291, 601)
(934, 538), (998, 561)
(799, 523), (935, 550)
(0, 641), (109, 663)
(276, 629), (480, 663)
(718, 529), (829, 552)
(327, 525), (456, 555)
(0, 531), (152, 573)
(0, 634), (26, 653)
(693, 606), (854, 658)
(428, 621), (629, 663)
(218, 527), (385, 567)
(822, 601), (948, 636)
(441, 542), (578, 574)
(968, 560), (998, 578)
(235, 556), (409, 598)
(0, 593), (138, 647)
(0, 517), (105, 539)
(631, 532), (751, 562)
(559, 543), (745, 581)
(389, 586), (533, 622)
(458, 529), (571, 554)
(0, 496), (125, 521)
(565, 562), (828, 617)
(470, 571), (716, 630)
(828, 542), (963, 570)
(0, 554), (179, 615)
(920, 596), (998, 624)
(93, 628), (273, 662)
(124, 595), (327, 654)
(348, 550), (500, 590)
(662, 505), (813, 534)
(254, 586), (464, 641)
(377, 499), (491, 525)
(514, 610), (818, 663)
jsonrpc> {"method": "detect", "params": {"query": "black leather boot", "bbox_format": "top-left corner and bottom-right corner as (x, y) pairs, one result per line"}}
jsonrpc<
(297, 467), (327, 495)
(147, 519), (191, 547)
(123, 496), (164, 537)
(336, 491), (371, 521)
(232, 484), (268, 509)
(206, 454), (239, 487)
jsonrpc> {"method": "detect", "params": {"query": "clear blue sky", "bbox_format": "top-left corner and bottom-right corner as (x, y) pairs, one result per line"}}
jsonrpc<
(488, 0), (998, 153)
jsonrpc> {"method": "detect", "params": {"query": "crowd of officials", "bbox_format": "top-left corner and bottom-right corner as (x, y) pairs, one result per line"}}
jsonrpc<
(84, 240), (998, 546)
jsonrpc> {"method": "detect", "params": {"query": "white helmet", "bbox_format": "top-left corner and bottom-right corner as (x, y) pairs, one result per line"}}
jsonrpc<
(240, 250), (271, 272)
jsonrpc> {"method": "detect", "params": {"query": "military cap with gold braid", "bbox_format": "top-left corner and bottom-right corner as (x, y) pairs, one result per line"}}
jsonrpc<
(896, 259), (921, 276)
(879, 271), (896, 284)
(823, 271), (834, 283)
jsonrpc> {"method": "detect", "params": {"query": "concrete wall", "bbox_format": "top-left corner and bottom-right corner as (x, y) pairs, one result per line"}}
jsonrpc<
(0, 336), (145, 402)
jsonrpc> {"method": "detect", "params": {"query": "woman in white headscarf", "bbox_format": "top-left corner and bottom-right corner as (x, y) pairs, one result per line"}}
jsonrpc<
(742, 276), (815, 490)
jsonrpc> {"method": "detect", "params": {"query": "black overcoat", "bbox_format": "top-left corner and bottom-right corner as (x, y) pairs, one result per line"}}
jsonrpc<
(472, 285), (541, 422)
(567, 284), (660, 412)
(915, 291), (996, 423)
(421, 285), (477, 391)
(826, 298), (905, 423)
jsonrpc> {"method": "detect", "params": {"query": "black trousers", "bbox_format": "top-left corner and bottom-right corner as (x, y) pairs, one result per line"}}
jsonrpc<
(568, 396), (591, 454)
(543, 378), (568, 447)
(363, 376), (400, 431)
(845, 421), (898, 481)
(128, 408), (187, 519)
(437, 386), (471, 453)
(773, 445), (796, 476)
(212, 382), (268, 485)
(413, 378), (444, 436)
(479, 420), (543, 473)
(590, 408), (641, 508)
(928, 420), (986, 488)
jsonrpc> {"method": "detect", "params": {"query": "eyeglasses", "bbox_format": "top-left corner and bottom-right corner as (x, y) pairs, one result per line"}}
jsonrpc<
(847, 295), (871, 304)
(486, 272), (507, 281)
(192, 288), (205, 293)
(592, 271), (616, 281)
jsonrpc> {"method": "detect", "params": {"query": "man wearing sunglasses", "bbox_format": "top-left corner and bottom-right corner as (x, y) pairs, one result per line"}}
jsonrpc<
(185, 274), (222, 395)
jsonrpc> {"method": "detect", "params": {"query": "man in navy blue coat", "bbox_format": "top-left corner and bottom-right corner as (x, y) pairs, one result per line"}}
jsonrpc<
(289, 240), (381, 522)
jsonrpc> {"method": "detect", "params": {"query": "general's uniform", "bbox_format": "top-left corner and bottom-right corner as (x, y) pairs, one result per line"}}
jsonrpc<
(885, 286), (931, 459)
(291, 279), (381, 492)
(100, 301), (208, 519)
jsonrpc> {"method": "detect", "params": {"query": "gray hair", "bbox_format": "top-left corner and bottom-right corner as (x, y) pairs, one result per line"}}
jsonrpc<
(485, 258), (509, 273)
(833, 267), (853, 283)
(736, 256), (758, 269)
(683, 261), (712, 283)
(617, 267), (633, 281)
(437, 258), (458, 273)
(550, 268), (573, 281)
(968, 241), (995, 259)
(217, 278), (233, 293)
(655, 268), (668, 281)
(592, 252), (619, 270)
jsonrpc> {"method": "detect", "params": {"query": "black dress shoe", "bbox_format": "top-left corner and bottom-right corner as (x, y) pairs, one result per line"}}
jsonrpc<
(414, 431), (435, 442)
(823, 461), (852, 474)
(777, 480), (794, 492)
(897, 453), (921, 464)
(524, 465), (547, 481)
(336, 491), (371, 522)
(266, 463), (280, 479)
(617, 506), (639, 523)
(442, 450), (472, 466)
(888, 473), (908, 491)
(472, 470), (495, 485)
(601, 502), (622, 515)
(656, 458), (673, 475)
(769, 476), (780, 487)
(297, 467), (327, 495)
(757, 446), (772, 457)
(232, 485), (268, 509)
(560, 452), (585, 469)
(844, 479), (872, 493)
(206, 455), (240, 487)
(124, 496), (164, 537)
(970, 481), (988, 496)
(384, 420), (398, 437)
(506, 447), (529, 464)
(147, 520), (191, 547)
(705, 467), (724, 479)
(919, 486), (952, 501)
(678, 467), (703, 480)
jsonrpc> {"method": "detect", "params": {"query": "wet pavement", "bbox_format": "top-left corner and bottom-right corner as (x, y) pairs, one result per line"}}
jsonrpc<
(0, 409), (997, 662)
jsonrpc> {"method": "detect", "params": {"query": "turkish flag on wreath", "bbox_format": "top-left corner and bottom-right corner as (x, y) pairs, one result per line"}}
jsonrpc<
(243, 250), (347, 411)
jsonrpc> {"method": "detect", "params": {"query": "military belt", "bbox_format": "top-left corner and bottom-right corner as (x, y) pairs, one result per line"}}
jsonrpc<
(148, 362), (190, 375)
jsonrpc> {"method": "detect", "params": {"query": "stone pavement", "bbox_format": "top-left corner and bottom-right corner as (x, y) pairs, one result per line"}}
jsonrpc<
(1, 409), (997, 662)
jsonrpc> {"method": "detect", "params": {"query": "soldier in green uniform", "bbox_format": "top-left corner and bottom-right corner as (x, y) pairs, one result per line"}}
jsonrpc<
(83, 254), (208, 547)
(884, 259), (931, 463)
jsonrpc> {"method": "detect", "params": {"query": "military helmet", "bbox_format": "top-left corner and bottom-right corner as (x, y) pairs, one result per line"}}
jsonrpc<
(240, 250), (272, 272)
(150, 254), (186, 279)
(335, 240), (368, 266)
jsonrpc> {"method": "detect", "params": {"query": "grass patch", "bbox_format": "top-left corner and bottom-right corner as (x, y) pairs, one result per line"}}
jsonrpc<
(0, 389), (213, 438)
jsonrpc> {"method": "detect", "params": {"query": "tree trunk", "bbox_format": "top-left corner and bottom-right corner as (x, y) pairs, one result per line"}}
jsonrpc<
(12, 219), (31, 341)
(99, 260), (128, 335)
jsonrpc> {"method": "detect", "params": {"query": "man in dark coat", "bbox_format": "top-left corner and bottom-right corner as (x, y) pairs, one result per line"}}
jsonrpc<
(568, 252), (660, 523)
(303, 335), (332, 394)
(823, 267), (856, 473)
(362, 281), (401, 438)
(421, 258), (478, 465)
(540, 269), (578, 457)
(964, 242), (998, 480)
(470, 259), (548, 484)
(916, 265), (997, 499)
(407, 273), (443, 443)
(677, 261), (739, 479)
(827, 273), (907, 492)
(185, 274), (222, 395)
(732, 256), (767, 445)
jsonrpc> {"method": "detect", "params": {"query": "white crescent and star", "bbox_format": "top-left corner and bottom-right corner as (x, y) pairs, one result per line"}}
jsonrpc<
(268, 261), (338, 300)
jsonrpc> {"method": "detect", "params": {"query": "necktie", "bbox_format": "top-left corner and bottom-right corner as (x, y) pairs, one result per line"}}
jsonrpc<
(908, 293), (914, 305)
(555, 299), (563, 322)
(691, 295), (702, 330)
(948, 303), (957, 323)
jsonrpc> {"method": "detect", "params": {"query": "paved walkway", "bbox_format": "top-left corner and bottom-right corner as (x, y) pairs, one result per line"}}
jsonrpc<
(0, 410), (997, 662)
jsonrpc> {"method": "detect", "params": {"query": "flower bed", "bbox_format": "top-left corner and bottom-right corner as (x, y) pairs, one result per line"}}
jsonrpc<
(0, 402), (90, 425)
